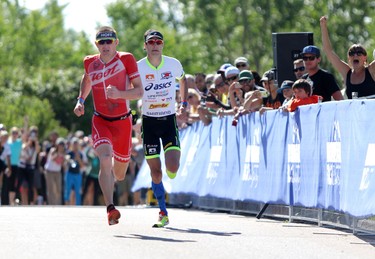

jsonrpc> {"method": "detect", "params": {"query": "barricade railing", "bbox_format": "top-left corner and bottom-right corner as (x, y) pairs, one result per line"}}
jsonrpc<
(133, 99), (375, 235)
(168, 193), (375, 235)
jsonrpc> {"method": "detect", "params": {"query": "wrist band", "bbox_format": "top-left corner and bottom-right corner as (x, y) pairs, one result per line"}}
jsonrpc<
(77, 97), (85, 104)
(181, 101), (188, 107)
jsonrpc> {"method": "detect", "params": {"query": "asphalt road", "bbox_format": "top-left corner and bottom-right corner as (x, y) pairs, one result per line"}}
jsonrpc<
(0, 206), (374, 259)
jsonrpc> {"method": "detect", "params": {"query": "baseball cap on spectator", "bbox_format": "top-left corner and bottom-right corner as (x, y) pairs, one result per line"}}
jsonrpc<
(56, 137), (66, 146)
(234, 57), (249, 67)
(145, 30), (164, 42)
(224, 66), (240, 79)
(217, 63), (232, 73)
(0, 130), (8, 137)
(74, 130), (84, 139)
(277, 80), (294, 94)
(238, 70), (254, 81)
(301, 45), (320, 57)
(260, 70), (275, 82)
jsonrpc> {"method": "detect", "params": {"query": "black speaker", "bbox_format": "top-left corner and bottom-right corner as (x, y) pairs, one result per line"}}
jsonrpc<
(272, 32), (314, 86)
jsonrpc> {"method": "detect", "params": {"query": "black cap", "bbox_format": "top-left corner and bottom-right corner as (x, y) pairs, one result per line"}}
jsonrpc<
(145, 31), (163, 42)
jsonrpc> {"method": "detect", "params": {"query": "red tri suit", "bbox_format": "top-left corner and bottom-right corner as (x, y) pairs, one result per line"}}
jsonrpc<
(84, 51), (140, 162)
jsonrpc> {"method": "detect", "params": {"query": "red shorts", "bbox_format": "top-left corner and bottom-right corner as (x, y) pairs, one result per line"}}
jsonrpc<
(91, 115), (132, 162)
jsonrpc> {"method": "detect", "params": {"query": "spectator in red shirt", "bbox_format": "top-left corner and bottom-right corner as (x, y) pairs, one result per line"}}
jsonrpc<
(288, 79), (322, 112)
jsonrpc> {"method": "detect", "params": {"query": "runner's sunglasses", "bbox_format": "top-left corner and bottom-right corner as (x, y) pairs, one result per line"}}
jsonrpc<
(146, 39), (164, 45)
(97, 39), (115, 45)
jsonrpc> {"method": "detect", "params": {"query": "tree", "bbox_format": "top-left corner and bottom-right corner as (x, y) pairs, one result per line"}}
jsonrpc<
(0, 0), (94, 135)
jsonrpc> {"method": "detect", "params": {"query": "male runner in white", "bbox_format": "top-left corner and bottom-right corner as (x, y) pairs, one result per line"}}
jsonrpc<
(137, 29), (187, 227)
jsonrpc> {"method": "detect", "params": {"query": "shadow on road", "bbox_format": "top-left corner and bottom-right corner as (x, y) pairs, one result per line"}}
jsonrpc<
(114, 234), (196, 243)
(166, 227), (241, 236)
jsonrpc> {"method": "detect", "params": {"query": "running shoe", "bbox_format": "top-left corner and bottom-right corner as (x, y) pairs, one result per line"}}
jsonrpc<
(166, 170), (177, 179)
(107, 207), (121, 226)
(152, 211), (169, 228)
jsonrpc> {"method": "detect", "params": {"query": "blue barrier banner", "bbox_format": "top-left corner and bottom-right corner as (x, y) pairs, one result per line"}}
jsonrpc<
(132, 100), (375, 217)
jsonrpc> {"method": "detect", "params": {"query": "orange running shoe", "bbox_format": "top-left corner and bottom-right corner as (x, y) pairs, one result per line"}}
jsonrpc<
(107, 208), (121, 226)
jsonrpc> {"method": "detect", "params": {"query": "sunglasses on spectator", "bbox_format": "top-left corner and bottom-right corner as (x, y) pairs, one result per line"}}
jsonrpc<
(236, 63), (247, 68)
(302, 56), (316, 61)
(293, 66), (305, 72)
(97, 39), (115, 45)
(239, 79), (251, 85)
(226, 75), (238, 82)
(348, 51), (365, 57)
(215, 81), (225, 88)
(146, 39), (164, 45)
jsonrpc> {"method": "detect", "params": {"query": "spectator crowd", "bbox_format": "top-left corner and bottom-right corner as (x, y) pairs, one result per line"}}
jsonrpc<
(2, 18), (375, 206)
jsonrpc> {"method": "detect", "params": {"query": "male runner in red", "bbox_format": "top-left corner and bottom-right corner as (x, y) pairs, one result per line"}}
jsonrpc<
(74, 26), (143, 225)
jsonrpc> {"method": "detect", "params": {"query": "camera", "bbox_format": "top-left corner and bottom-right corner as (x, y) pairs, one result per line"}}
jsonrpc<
(261, 91), (269, 98)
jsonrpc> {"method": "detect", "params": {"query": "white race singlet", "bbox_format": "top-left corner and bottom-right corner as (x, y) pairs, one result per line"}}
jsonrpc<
(137, 55), (184, 117)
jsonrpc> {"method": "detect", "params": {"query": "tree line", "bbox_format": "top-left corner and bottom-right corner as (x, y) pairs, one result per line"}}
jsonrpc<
(1, 0), (374, 138)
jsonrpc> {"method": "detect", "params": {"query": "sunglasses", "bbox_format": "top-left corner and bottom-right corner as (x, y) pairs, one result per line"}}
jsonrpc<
(302, 56), (316, 61)
(239, 79), (251, 85)
(348, 51), (365, 57)
(236, 63), (247, 68)
(97, 39), (115, 45)
(146, 39), (163, 45)
(293, 66), (305, 72)
(215, 81), (225, 88)
(226, 75), (238, 82)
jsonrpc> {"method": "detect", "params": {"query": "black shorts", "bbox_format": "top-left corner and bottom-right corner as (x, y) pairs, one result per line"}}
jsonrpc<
(141, 114), (180, 159)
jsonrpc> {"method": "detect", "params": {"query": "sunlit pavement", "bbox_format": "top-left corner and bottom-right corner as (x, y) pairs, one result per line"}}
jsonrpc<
(0, 206), (374, 259)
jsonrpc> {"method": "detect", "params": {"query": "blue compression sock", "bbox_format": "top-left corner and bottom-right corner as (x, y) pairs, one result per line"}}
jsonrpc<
(152, 181), (167, 215)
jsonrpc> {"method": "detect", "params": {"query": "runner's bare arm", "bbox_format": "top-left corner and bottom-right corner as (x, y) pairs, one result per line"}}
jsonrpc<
(106, 76), (144, 100)
(73, 74), (91, 117)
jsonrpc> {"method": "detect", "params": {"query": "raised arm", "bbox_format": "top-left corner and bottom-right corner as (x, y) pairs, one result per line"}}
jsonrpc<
(367, 54), (375, 80)
(320, 16), (350, 80)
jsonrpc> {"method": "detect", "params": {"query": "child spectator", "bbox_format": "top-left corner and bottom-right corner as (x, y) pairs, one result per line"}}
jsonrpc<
(288, 79), (322, 112)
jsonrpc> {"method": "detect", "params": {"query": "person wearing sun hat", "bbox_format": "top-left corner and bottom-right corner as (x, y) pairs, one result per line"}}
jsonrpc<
(73, 25), (144, 226)
(239, 70), (267, 112)
(234, 57), (250, 71)
(278, 80), (295, 109)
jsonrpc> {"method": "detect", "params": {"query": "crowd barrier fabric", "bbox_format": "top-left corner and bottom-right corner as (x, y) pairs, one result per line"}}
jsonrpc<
(132, 100), (375, 217)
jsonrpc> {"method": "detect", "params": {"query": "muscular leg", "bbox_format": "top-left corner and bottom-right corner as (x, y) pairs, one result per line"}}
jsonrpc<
(147, 157), (167, 214)
(96, 143), (130, 206)
(165, 149), (180, 179)
(113, 160), (129, 182)
(96, 143), (115, 206)
(147, 158), (163, 184)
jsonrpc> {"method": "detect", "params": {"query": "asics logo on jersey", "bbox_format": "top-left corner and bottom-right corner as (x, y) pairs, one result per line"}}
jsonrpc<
(90, 63), (120, 82)
(161, 71), (172, 79)
(145, 81), (172, 91)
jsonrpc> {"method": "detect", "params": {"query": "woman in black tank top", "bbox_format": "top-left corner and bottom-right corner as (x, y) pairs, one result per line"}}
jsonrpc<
(320, 16), (375, 99)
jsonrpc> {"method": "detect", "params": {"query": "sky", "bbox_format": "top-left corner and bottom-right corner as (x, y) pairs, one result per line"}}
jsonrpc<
(21, 0), (117, 40)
